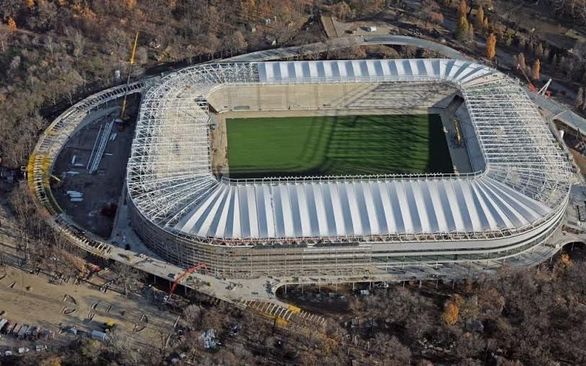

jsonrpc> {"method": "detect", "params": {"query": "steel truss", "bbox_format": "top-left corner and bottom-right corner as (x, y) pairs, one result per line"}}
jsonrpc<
(126, 59), (571, 250)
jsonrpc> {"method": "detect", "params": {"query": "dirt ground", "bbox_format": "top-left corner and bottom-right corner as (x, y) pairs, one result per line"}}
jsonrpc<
(570, 149), (586, 177)
(0, 199), (26, 267)
(0, 266), (176, 352)
(51, 102), (138, 239)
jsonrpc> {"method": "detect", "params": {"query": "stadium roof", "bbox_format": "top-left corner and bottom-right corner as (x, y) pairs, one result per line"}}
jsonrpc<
(127, 59), (570, 244)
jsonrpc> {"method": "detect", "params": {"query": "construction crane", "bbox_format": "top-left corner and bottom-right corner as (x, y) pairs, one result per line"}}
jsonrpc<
(165, 262), (209, 302)
(118, 31), (140, 124)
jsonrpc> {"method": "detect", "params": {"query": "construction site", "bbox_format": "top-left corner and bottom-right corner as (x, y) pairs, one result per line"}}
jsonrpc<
(1, 0), (586, 361)
(17, 38), (586, 353)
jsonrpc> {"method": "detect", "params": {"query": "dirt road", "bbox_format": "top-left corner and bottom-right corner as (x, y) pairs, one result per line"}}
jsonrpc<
(0, 266), (176, 351)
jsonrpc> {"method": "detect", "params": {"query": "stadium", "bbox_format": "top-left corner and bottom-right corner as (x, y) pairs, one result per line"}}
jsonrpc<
(126, 59), (571, 278)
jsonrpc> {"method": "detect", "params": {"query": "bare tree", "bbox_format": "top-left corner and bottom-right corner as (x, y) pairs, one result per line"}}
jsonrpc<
(576, 87), (584, 109)
(65, 28), (85, 58)
(110, 262), (145, 297)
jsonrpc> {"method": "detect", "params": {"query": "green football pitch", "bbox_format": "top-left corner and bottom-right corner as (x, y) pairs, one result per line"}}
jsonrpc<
(225, 114), (453, 178)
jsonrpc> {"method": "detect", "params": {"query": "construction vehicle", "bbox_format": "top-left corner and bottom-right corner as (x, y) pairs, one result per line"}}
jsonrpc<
(103, 320), (117, 332)
(164, 262), (209, 303)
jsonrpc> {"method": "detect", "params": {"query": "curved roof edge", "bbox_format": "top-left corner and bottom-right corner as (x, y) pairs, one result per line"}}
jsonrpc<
(126, 59), (571, 243)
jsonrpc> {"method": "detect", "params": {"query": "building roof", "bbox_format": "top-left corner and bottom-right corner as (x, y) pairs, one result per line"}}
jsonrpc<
(127, 59), (570, 245)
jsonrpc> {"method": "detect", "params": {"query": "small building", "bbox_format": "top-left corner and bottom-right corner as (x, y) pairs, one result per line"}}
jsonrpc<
(364, 26), (377, 32)
(90, 330), (109, 342)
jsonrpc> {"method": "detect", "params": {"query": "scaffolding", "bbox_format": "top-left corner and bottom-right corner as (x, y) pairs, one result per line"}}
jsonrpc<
(28, 81), (146, 216)
(125, 59), (572, 275)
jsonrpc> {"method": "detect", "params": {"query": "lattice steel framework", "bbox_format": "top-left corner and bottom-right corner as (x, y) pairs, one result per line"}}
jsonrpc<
(126, 59), (571, 250)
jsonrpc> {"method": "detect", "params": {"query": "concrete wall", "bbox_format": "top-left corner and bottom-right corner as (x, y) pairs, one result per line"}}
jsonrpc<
(207, 82), (458, 113)
(456, 104), (486, 172)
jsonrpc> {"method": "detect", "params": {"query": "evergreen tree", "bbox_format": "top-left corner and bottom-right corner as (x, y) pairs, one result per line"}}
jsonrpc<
(577, 87), (584, 109)
(531, 59), (541, 80)
(457, 0), (468, 19)
(486, 33), (497, 60)
(474, 6), (484, 30)
(516, 52), (527, 71)
(7, 17), (17, 32)
(455, 15), (469, 42)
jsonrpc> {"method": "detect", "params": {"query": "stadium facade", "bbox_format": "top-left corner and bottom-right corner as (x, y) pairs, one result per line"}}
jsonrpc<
(126, 59), (571, 278)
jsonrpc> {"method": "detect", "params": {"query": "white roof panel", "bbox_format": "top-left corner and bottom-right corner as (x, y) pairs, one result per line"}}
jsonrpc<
(128, 59), (569, 244)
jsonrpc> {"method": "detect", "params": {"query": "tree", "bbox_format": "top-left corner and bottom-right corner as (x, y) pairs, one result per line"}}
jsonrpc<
(467, 23), (474, 42)
(429, 11), (444, 24)
(531, 59), (541, 80)
(486, 33), (497, 60)
(9, 55), (21, 73)
(65, 28), (85, 58)
(548, 0), (586, 24)
(125, 0), (137, 10)
(551, 55), (561, 71)
(7, 17), (17, 32)
(515, 52), (527, 72)
(332, 1), (352, 21)
(504, 33), (513, 47)
(226, 31), (247, 53)
(474, 5), (484, 29)
(352, 0), (385, 17)
(240, 0), (257, 21)
(442, 300), (460, 326)
(457, 0), (468, 18)
(110, 262), (144, 296)
(135, 46), (148, 65)
(78, 339), (102, 364)
(455, 15), (469, 41)
(535, 43), (544, 58)
(39, 356), (62, 366)
(183, 304), (203, 328)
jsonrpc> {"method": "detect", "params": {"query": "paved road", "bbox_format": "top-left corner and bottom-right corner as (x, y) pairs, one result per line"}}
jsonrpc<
(225, 35), (468, 62)
(361, 35), (469, 60)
